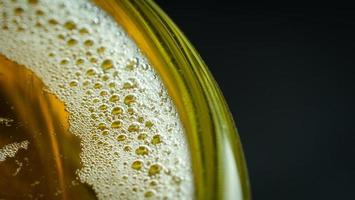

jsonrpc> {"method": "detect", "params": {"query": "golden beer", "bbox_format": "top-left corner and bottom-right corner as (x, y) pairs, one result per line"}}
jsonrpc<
(0, 0), (250, 199)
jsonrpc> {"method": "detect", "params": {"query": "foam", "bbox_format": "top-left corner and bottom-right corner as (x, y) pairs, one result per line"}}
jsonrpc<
(0, 140), (29, 162)
(0, 0), (193, 199)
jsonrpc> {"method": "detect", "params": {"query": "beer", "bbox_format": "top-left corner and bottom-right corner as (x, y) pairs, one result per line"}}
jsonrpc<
(0, 0), (193, 199)
(1, 0), (251, 199)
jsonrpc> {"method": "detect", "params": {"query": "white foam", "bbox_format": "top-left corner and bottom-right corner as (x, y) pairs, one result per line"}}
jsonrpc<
(0, 0), (193, 199)
(0, 140), (29, 162)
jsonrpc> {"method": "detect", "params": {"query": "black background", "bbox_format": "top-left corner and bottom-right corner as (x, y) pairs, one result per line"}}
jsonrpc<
(154, 1), (354, 200)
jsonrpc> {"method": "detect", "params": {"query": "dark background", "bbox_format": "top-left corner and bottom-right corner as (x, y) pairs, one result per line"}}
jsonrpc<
(154, 1), (354, 200)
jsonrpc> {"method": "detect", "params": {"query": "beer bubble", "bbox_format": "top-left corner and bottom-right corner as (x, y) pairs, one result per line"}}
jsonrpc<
(101, 59), (113, 71)
(151, 134), (162, 145)
(148, 164), (162, 176)
(116, 134), (126, 142)
(124, 94), (136, 106)
(131, 160), (143, 170)
(109, 94), (119, 102)
(111, 106), (123, 115)
(135, 145), (149, 156)
(111, 120), (122, 129)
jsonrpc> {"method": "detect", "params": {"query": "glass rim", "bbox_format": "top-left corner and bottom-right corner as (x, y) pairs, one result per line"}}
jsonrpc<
(93, 1), (251, 199)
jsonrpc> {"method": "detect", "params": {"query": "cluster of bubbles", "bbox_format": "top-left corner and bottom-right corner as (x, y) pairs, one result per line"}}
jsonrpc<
(0, 140), (29, 162)
(0, 0), (193, 199)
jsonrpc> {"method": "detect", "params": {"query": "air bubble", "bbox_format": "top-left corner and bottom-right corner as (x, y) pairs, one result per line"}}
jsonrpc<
(111, 120), (122, 129)
(111, 107), (123, 115)
(97, 122), (107, 131)
(79, 27), (89, 35)
(101, 59), (114, 71)
(127, 123), (139, 132)
(86, 68), (97, 76)
(69, 80), (78, 87)
(67, 38), (78, 46)
(84, 39), (94, 47)
(137, 133), (148, 140)
(101, 130), (109, 136)
(64, 20), (76, 30)
(98, 104), (107, 111)
(151, 135), (162, 145)
(116, 134), (126, 142)
(148, 164), (162, 176)
(131, 160), (143, 170)
(48, 19), (58, 25)
(76, 58), (85, 65)
(135, 145), (149, 156)
(144, 190), (155, 198)
(14, 7), (24, 15)
(93, 82), (103, 89)
(109, 94), (119, 102)
(124, 95), (136, 106)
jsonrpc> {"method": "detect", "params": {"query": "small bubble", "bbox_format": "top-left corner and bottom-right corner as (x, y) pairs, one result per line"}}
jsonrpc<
(149, 180), (158, 187)
(84, 39), (94, 47)
(97, 46), (106, 54)
(64, 20), (76, 30)
(116, 134), (126, 142)
(111, 120), (122, 129)
(48, 19), (58, 25)
(67, 38), (78, 46)
(144, 190), (155, 198)
(111, 107), (123, 115)
(69, 80), (78, 87)
(172, 176), (182, 185)
(101, 130), (109, 136)
(101, 59), (114, 70)
(93, 83), (103, 89)
(28, 0), (39, 4)
(124, 95), (136, 106)
(135, 145), (149, 156)
(99, 90), (108, 96)
(97, 122), (107, 131)
(128, 124), (139, 132)
(123, 146), (132, 152)
(108, 82), (116, 88)
(125, 59), (137, 71)
(76, 58), (85, 65)
(86, 68), (97, 76)
(109, 94), (119, 103)
(79, 27), (89, 34)
(122, 82), (135, 89)
(148, 164), (162, 176)
(145, 121), (154, 128)
(58, 34), (65, 40)
(60, 59), (69, 65)
(131, 160), (143, 170)
(137, 133), (148, 140)
(127, 108), (135, 115)
(138, 117), (144, 123)
(14, 7), (24, 15)
(83, 80), (90, 86)
(36, 10), (44, 16)
(101, 75), (110, 81)
(151, 135), (162, 145)
(98, 104), (107, 111)
(89, 57), (97, 63)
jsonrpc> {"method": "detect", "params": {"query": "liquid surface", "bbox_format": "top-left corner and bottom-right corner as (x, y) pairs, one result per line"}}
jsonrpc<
(0, 0), (193, 199)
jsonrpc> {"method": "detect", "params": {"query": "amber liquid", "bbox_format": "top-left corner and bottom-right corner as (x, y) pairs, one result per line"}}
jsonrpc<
(0, 55), (95, 199)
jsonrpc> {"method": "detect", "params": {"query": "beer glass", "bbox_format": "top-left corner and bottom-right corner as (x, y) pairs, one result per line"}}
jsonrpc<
(0, 0), (250, 199)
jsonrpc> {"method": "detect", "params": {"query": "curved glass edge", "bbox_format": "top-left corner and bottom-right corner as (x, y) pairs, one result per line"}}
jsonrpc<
(93, 0), (251, 200)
